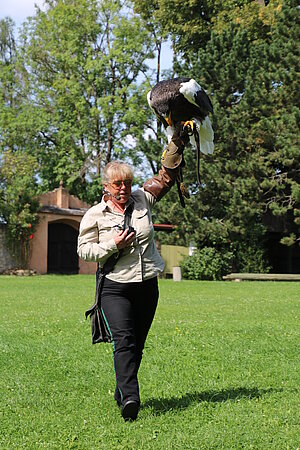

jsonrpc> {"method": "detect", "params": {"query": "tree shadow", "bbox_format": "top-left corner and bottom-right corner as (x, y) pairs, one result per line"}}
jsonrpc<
(142, 386), (279, 415)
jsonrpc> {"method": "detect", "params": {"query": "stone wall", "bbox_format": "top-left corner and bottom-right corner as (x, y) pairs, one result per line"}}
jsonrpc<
(0, 224), (17, 273)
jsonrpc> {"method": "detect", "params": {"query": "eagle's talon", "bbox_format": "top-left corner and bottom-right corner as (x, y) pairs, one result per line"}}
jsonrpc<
(182, 120), (195, 135)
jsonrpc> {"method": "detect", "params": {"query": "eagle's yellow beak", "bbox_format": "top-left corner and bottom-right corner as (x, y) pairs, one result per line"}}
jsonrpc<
(165, 112), (173, 127)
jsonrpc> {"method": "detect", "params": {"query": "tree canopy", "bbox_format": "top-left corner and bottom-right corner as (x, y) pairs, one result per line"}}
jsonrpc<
(1, 0), (155, 201)
(146, 0), (299, 271)
(0, 0), (299, 272)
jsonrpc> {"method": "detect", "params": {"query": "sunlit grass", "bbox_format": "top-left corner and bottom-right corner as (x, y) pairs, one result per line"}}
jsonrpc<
(1, 276), (299, 449)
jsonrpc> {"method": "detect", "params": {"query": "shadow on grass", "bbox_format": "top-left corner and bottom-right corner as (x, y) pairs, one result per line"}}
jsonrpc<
(142, 387), (278, 415)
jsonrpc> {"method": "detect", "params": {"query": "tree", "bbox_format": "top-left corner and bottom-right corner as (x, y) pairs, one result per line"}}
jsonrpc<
(258, 0), (300, 246)
(152, 1), (299, 272)
(133, 0), (269, 65)
(0, 150), (39, 268)
(13, 0), (154, 201)
(0, 18), (26, 153)
(133, 0), (171, 82)
(0, 19), (40, 267)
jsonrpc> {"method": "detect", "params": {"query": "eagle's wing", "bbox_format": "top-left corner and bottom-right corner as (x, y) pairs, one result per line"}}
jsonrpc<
(195, 89), (213, 115)
(147, 78), (189, 129)
(147, 90), (169, 129)
(179, 78), (213, 118)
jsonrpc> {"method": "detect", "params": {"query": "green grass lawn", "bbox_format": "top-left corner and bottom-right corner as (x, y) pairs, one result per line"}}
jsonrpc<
(0, 276), (299, 449)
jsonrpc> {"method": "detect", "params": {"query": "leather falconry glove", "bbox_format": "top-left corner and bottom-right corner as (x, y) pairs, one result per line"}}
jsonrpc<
(161, 124), (190, 206)
(143, 125), (189, 203)
(161, 124), (190, 169)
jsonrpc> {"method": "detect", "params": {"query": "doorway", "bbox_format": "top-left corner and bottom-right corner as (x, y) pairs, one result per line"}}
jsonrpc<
(47, 223), (79, 274)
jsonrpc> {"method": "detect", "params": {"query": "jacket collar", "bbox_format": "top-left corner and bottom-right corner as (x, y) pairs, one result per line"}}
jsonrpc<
(99, 195), (133, 213)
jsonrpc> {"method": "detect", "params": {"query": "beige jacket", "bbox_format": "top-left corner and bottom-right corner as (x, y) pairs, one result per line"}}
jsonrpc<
(77, 166), (179, 283)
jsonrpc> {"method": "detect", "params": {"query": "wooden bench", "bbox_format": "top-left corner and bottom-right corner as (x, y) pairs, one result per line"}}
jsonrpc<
(223, 273), (300, 282)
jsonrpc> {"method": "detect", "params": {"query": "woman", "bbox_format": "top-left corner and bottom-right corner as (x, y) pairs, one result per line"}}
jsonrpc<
(77, 128), (187, 421)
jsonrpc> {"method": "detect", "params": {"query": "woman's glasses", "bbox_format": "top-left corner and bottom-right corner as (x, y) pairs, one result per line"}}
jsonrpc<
(109, 179), (132, 189)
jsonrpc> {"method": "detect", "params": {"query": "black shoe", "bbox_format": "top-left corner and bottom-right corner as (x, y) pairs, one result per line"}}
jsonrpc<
(121, 400), (139, 421)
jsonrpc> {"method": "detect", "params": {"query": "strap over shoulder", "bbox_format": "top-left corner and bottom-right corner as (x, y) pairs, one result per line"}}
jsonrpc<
(85, 200), (134, 318)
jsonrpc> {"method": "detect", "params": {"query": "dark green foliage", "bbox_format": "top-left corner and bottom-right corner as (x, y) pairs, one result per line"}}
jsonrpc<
(153, 1), (299, 272)
(180, 247), (233, 281)
(0, 151), (40, 267)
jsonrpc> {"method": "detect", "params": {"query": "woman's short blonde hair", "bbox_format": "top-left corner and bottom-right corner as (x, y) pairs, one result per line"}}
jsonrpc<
(102, 160), (134, 184)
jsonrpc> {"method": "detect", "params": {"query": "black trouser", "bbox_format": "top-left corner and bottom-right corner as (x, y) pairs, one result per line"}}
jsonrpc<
(101, 276), (158, 405)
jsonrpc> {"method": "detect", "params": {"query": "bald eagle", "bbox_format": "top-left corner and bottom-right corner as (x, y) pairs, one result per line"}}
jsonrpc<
(147, 77), (214, 185)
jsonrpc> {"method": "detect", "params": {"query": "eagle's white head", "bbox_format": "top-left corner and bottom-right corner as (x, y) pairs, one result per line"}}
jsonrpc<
(179, 79), (202, 109)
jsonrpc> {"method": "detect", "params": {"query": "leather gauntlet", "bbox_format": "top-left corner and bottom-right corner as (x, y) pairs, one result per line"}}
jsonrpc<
(161, 129), (188, 169)
(143, 165), (179, 202)
(143, 126), (189, 202)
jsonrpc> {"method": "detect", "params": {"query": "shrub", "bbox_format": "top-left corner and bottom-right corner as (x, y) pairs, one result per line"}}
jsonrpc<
(180, 247), (233, 281)
(0, 151), (39, 268)
(232, 242), (271, 273)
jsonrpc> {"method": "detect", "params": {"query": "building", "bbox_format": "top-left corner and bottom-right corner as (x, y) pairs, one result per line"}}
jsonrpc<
(29, 182), (96, 275)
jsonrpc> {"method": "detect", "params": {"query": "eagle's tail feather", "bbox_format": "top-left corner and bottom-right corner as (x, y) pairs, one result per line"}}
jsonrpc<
(190, 117), (214, 155)
(199, 139), (214, 155)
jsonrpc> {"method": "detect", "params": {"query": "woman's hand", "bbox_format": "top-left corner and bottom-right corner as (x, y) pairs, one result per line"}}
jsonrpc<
(114, 229), (135, 250)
